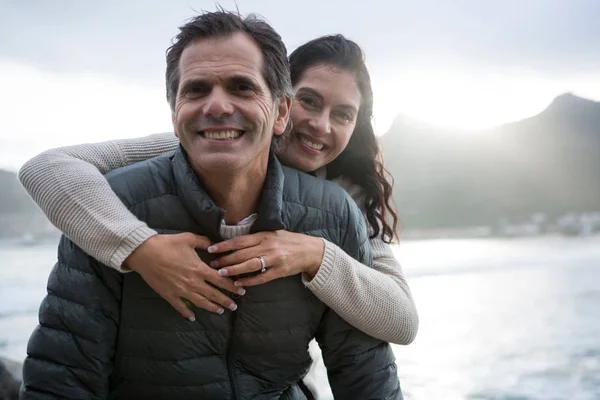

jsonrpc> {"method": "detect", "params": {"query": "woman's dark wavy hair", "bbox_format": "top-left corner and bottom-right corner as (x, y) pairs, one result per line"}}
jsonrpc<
(288, 35), (399, 242)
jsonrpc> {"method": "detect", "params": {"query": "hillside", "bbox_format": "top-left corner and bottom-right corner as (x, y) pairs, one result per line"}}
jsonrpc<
(380, 93), (600, 230)
(2, 93), (599, 235)
(0, 169), (54, 238)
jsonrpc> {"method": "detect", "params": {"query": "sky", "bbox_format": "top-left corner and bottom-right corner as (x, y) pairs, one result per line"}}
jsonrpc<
(1, 0), (600, 171)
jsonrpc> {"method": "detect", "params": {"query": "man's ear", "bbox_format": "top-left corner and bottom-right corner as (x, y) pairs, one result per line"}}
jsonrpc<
(273, 96), (292, 136)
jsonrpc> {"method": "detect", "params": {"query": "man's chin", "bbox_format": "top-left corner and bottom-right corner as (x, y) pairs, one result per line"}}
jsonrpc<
(187, 154), (250, 175)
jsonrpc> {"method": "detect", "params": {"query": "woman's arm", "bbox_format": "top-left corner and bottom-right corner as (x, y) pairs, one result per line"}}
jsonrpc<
(18, 133), (178, 269)
(306, 237), (418, 345)
(208, 232), (419, 345)
(18, 133), (243, 320)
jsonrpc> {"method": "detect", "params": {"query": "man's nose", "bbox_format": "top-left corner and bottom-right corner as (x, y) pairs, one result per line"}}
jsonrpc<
(308, 112), (331, 136)
(202, 87), (234, 118)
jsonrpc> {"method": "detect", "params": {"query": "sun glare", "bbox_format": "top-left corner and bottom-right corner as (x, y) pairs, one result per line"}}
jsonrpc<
(371, 68), (564, 135)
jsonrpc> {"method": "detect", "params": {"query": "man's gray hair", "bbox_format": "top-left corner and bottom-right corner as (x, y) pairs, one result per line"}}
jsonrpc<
(165, 10), (294, 111)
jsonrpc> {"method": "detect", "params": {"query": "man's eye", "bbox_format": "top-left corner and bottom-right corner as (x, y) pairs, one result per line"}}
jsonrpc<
(231, 81), (255, 94)
(186, 86), (209, 97)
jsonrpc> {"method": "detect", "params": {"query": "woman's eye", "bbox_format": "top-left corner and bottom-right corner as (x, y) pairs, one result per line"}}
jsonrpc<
(298, 96), (318, 108)
(334, 111), (353, 122)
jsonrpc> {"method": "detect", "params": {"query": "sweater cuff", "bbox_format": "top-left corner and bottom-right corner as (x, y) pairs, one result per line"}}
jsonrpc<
(109, 226), (158, 272)
(304, 238), (336, 293)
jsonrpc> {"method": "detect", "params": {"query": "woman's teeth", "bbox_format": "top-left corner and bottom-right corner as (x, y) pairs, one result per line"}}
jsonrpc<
(202, 130), (241, 140)
(299, 136), (323, 150)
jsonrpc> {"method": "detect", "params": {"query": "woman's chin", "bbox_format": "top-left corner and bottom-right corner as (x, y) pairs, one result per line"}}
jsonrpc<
(302, 160), (326, 174)
(289, 155), (322, 174)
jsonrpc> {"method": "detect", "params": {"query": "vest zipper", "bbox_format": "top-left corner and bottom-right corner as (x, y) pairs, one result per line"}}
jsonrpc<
(216, 215), (238, 400)
(226, 298), (239, 400)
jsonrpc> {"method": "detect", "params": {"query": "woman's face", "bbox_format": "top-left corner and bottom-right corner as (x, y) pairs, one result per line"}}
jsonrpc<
(277, 64), (361, 173)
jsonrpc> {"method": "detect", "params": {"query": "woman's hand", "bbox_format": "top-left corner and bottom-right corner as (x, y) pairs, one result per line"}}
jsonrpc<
(207, 231), (325, 286)
(123, 233), (245, 320)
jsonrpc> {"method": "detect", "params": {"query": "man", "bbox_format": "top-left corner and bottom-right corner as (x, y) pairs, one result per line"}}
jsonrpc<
(20, 11), (401, 399)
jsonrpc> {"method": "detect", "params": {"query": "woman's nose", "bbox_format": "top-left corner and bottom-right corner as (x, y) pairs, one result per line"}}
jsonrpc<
(307, 112), (331, 136)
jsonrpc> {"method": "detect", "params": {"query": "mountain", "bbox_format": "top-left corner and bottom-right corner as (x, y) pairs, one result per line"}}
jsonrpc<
(0, 169), (55, 238)
(0, 169), (35, 213)
(2, 93), (598, 235)
(380, 93), (600, 230)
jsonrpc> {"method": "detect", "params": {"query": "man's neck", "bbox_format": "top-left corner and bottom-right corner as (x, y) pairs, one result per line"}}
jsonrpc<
(195, 165), (267, 225)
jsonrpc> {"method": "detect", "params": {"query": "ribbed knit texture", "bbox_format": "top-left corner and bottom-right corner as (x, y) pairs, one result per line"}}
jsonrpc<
(18, 133), (418, 344)
(219, 220), (253, 240)
(18, 134), (179, 270)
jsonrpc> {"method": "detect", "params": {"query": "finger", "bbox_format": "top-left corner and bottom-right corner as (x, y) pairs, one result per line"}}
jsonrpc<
(190, 234), (213, 250)
(211, 248), (259, 268)
(167, 296), (197, 321)
(234, 270), (279, 287)
(185, 293), (226, 314)
(207, 233), (263, 254)
(217, 257), (265, 277)
(204, 270), (247, 296)
(193, 283), (238, 311)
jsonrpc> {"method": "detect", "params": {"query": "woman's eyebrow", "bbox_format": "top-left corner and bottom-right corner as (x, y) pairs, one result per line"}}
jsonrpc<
(336, 103), (358, 114)
(296, 87), (324, 101)
(297, 87), (358, 112)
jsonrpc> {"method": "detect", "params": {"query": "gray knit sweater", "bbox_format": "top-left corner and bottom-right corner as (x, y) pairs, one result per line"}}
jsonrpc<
(18, 133), (418, 344)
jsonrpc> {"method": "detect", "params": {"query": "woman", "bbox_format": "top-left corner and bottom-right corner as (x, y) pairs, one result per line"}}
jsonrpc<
(19, 35), (418, 345)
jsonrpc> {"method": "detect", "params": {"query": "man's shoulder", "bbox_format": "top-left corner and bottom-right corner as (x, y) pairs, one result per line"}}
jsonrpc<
(105, 151), (176, 207)
(281, 166), (355, 214)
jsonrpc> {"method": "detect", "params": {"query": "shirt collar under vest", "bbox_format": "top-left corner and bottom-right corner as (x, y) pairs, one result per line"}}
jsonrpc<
(171, 145), (286, 242)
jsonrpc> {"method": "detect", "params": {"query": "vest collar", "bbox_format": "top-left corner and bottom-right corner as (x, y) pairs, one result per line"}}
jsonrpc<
(171, 145), (286, 241)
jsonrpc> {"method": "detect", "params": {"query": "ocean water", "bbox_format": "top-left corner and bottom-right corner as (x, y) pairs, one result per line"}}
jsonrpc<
(1, 236), (599, 399)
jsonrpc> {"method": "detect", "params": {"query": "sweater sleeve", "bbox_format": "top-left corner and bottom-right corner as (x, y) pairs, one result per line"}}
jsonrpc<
(305, 237), (419, 345)
(17, 133), (179, 270)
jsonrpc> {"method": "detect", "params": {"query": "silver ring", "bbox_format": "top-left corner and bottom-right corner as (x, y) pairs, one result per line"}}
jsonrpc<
(258, 256), (267, 273)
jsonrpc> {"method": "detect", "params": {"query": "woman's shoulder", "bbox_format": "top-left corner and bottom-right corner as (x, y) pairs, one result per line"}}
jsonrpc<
(329, 175), (367, 213)
(314, 167), (366, 209)
(282, 166), (349, 202)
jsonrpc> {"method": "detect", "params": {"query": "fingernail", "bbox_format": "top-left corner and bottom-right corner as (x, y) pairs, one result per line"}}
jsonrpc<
(211, 260), (219, 268)
(207, 245), (217, 253)
(217, 308), (224, 314)
(237, 288), (246, 296)
(188, 315), (196, 322)
(218, 269), (228, 277)
(234, 281), (242, 287)
(229, 303), (238, 311)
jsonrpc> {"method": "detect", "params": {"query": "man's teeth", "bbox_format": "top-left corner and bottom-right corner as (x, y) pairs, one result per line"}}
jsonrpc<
(299, 136), (323, 150)
(202, 130), (241, 140)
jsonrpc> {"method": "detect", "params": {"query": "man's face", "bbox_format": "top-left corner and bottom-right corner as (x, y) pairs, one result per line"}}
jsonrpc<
(172, 32), (290, 176)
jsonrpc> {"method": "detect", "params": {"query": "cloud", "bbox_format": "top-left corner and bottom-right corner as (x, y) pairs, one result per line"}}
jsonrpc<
(0, 60), (172, 171)
(2, 0), (600, 80)
(1, 0), (600, 170)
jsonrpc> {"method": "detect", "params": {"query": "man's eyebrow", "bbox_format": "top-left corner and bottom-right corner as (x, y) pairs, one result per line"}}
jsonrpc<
(228, 74), (261, 87)
(179, 78), (210, 91)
